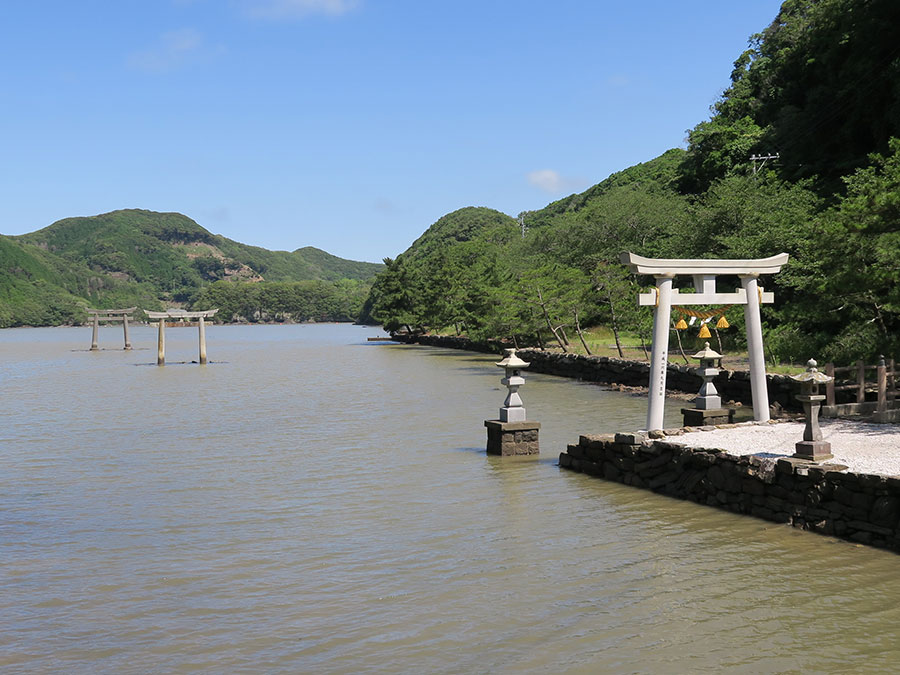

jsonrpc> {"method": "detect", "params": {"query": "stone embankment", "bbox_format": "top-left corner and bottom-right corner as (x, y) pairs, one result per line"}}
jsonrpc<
(391, 333), (800, 409)
(560, 429), (900, 553)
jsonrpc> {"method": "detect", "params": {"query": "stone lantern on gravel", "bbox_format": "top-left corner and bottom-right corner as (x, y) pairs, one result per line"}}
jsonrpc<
(484, 348), (540, 456)
(791, 359), (834, 462)
(681, 342), (735, 426)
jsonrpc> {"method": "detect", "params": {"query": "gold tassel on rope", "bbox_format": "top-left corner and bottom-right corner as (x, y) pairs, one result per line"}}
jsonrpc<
(698, 323), (711, 339)
(672, 303), (731, 331)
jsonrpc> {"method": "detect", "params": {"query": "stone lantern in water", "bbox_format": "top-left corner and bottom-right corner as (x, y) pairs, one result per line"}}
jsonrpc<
(791, 359), (834, 462)
(484, 348), (540, 456)
(681, 342), (734, 426)
(497, 348), (530, 422)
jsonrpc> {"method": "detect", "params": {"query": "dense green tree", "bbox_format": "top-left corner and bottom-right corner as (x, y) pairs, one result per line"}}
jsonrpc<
(678, 116), (766, 192)
(366, 257), (423, 333)
(810, 139), (900, 360)
(510, 264), (594, 352)
(682, 0), (900, 194)
(592, 263), (649, 358)
(526, 182), (691, 270)
(192, 255), (226, 280)
(191, 279), (369, 323)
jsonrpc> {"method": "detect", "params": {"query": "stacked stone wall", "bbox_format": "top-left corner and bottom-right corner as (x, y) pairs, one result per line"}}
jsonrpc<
(560, 434), (900, 552)
(485, 421), (540, 456)
(392, 334), (800, 409)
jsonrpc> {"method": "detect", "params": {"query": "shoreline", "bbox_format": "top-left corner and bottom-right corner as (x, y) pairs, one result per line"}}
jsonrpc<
(394, 333), (900, 553)
(390, 332), (802, 410)
(560, 421), (900, 554)
(3, 319), (372, 329)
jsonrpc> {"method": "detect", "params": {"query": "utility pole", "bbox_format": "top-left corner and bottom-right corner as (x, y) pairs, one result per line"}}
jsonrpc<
(750, 153), (780, 176)
(517, 211), (528, 239)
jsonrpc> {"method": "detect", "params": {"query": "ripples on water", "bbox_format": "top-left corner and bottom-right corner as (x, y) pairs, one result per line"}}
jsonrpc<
(1, 324), (898, 673)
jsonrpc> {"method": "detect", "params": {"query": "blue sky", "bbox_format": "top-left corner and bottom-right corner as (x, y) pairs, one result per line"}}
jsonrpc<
(1, 0), (785, 262)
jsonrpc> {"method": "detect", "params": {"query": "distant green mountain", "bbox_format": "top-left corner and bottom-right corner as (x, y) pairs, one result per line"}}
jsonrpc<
(19, 209), (381, 284)
(0, 209), (383, 327)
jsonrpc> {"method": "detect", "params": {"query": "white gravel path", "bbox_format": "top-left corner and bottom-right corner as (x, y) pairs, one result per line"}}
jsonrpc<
(665, 419), (900, 477)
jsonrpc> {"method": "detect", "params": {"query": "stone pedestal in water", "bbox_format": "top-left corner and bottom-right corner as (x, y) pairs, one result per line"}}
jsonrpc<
(485, 348), (539, 455)
(484, 420), (541, 456)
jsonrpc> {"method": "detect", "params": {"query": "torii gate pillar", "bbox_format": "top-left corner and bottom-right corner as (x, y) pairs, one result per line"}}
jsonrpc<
(647, 275), (674, 431)
(90, 313), (100, 351)
(157, 314), (166, 366)
(621, 253), (789, 430)
(198, 315), (207, 365)
(741, 274), (768, 423)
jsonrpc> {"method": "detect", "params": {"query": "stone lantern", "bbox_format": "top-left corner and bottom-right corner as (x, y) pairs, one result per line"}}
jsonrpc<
(497, 348), (530, 422)
(681, 342), (735, 426)
(791, 358), (833, 461)
(484, 348), (540, 456)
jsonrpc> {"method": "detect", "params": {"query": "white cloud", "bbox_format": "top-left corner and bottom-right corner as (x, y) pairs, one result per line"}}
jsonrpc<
(526, 169), (583, 194)
(243, 0), (360, 19)
(128, 29), (207, 73)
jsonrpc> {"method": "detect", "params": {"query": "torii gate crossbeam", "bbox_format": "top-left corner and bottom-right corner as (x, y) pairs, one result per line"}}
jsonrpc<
(620, 252), (789, 431)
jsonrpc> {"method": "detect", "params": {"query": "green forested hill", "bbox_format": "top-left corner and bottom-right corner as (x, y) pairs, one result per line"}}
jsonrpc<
(680, 0), (900, 193)
(1, 209), (382, 327)
(523, 149), (686, 230)
(20, 209), (381, 285)
(0, 235), (97, 327)
(366, 0), (900, 363)
(360, 207), (519, 331)
(400, 207), (519, 262)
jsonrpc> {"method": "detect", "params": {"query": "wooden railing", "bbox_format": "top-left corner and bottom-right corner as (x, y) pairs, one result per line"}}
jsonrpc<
(825, 357), (897, 417)
(824, 360), (868, 406)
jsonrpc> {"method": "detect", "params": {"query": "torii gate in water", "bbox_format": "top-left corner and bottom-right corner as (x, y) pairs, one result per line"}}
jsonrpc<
(620, 252), (789, 431)
(86, 308), (136, 351)
(144, 309), (218, 366)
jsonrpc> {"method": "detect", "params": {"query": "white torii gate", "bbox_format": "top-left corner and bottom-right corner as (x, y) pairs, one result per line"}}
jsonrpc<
(620, 252), (789, 431)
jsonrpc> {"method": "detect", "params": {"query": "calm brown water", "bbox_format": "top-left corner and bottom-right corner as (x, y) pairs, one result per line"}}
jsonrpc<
(2, 323), (899, 673)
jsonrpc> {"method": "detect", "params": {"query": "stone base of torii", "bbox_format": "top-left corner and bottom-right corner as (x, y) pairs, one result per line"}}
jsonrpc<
(620, 252), (789, 431)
